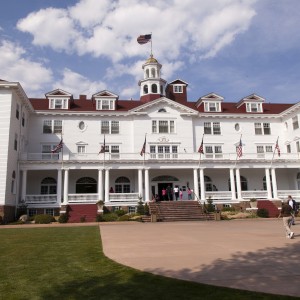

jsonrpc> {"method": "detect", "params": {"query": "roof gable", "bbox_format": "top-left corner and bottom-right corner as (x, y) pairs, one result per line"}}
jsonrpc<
(45, 89), (73, 97)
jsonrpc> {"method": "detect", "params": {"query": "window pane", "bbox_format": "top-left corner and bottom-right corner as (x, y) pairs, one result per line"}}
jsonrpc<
(43, 120), (52, 134)
(170, 121), (175, 133)
(263, 123), (271, 135)
(204, 122), (212, 134)
(54, 120), (62, 133)
(213, 122), (221, 135)
(159, 121), (168, 133)
(111, 121), (119, 134)
(101, 121), (109, 134)
(152, 120), (157, 133)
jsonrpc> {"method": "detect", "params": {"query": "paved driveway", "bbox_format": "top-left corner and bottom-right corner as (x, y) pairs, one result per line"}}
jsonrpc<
(100, 219), (300, 297)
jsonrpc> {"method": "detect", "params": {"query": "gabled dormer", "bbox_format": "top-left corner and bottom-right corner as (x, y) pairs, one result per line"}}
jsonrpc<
(92, 90), (118, 110)
(196, 93), (224, 112)
(166, 79), (188, 103)
(236, 94), (265, 113)
(45, 89), (73, 110)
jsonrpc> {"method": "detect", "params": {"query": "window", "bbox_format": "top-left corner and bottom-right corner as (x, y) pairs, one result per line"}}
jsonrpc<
(152, 120), (175, 133)
(158, 108), (166, 113)
(110, 145), (120, 159)
(115, 176), (130, 193)
(96, 99), (115, 110)
(287, 144), (291, 153)
(22, 113), (25, 127)
(204, 145), (223, 158)
(254, 123), (271, 135)
(204, 102), (220, 112)
(246, 102), (262, 112)
(45, 209), (54, 216)
(293, 116), (299, 130)
(11, 171), (16, 194)
(151, 84), (158, 93)
(41, 177), (57, 194)
(49, 98), (68, 109)
(14, 134), (18, 151)
(256, 145), (273, 157)
(297, 141), (300, 153)
(173, 85), (183, 93)
(28, 209), (37, 217)
(43, 120), (62, 134)
(16, 104), (19, 119)
(101, 121), (119, 134)
(78, 121), (85, 130)
(77, 145), (86, 153)
(150, 145), (178, 158)
(204, 122), (221, 135)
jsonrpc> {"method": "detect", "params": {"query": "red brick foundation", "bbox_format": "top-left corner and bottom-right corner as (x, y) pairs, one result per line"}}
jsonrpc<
(0, 205), (16, 223)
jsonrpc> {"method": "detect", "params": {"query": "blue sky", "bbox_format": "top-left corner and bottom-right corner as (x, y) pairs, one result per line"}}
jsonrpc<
(1, 0), (300, 103)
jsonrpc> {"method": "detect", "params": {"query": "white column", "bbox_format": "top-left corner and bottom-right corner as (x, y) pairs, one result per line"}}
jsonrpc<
(138, 169), (143, 200)
(271, 168), (278, 199)
(230, 168), (236, 200)
(235, 168), (242, 199)
(57, 169), (62, 204)
(199, 168), (205, 201)
(105, 169), (110, 203)
(63, 168), (69, 204)
(21, 169), (27, 202)
(193, 168), (199, 201)
(98, 169), (103, 201)
(265, 168), (272, 199)
(144, 169), (150, 202)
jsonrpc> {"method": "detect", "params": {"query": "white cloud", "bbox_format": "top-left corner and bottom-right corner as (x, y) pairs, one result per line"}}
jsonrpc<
(52, 68), (107, 97)
(0, 40), (53, 95)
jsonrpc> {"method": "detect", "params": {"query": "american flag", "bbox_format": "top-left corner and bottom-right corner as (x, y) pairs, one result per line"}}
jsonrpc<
(198, 135), (204, 154)
(237, 138), (243, 158)
(51, 139), (63, 153)
(99, 136), (106, 154)
(137, 34), (152, 44)
(140, 136), (146, 156)
(275, 138), (280, 157)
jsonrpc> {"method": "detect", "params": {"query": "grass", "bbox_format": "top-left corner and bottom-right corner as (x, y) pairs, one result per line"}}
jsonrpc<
(0, 226), (294, 300)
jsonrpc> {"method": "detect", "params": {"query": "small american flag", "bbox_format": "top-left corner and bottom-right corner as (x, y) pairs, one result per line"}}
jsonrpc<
(198, 136), (204, 154)
(140, 136), (146, 156)
(99, 136), (106, 154)
(51, 139), (63, 153)
(275, 139), (280, 157)
(137, 34), (152, 44)
(237, 138), (243, 158)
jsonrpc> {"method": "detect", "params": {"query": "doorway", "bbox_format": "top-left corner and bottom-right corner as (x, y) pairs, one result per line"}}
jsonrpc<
(158, 183), (173, 201)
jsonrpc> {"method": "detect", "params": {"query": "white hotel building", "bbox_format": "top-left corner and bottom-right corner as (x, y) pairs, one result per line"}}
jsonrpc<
(1, 55), (300, 222)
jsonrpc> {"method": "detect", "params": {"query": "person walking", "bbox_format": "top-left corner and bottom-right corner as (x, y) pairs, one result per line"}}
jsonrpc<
(187, 187), (192, 200)
(166, 185), (172, 201)
(179, 188), (183, 200)
(288, 195), (297, 225)
(278, 199), (294, 239)
(161, 188), (166, 201)
(174, 186), (179, 201)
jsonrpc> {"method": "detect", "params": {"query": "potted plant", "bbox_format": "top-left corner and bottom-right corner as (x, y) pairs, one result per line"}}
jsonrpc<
(249, 198), (257, 208)
(97, 200), (104, 211)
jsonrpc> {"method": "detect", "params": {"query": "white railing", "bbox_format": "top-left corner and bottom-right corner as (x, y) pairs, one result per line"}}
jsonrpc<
(68, 193), (98, 202)
(205, 191), (232, 200)
(277, 190), (300, 201)
(241, 191), (269, 199)
(109, 193), (140, 203)
(25, 194), (57, 203)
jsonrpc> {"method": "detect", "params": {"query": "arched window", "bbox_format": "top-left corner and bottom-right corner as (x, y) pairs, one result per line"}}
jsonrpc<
(160, 85), (163, 94)
(143, 85), (148, 94)
(198, 176), (217, 194)
(151, 68), (156, 78)
(146, 69), (150, 78)
(41, 177), (57, 194)
(158, 108), (166, 113)
(76, 177), (97, 193)
(151, 84), (158, 93)
(115, 176), (130, 193)
(228, 176), (248, 191)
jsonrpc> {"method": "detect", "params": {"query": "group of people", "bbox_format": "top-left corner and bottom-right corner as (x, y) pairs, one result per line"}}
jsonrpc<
(153, 186), (194, 201)
(278, 195), (298, 239)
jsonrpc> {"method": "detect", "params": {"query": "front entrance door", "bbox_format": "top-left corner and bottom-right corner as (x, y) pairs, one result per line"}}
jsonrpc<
(158, 183), (173, 201)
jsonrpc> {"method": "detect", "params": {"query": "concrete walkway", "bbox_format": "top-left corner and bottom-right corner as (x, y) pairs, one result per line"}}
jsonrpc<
(100, 219), (300, 297)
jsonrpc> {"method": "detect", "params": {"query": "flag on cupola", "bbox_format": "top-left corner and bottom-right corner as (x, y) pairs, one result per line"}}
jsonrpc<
(137, 34), (152, 44)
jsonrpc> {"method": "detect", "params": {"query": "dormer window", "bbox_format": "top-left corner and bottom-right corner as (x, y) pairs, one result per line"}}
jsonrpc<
(173, 85), (183, 93)
(49, 98), (68, 109)
(204, 102), (221, 112)
(96, 99), (115, 110)
(246, 102), (262, 112)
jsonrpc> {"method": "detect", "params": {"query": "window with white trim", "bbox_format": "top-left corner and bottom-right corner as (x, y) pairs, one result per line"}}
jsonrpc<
(204, 145), (223, 158)
(287, 144), (291, 153)
(173, 85), (183, 93)
(297, 141), (300, 153)
(293, 116), (299, 130)
(49, 98), (68, 109)
(256, 145), (273, 157)
(43, 120), (62, 134)
(254, 123), (271, 135)
(96, 99), (115, 110)
(246, 102), (262, 112)
(101, 121), (119, 134)
(152, 120), (175, 133)
(204, 122), (221, 135)
(77, 145), (86, 153)
(204, 102), (221, 112)
(150, 145), (178, 158)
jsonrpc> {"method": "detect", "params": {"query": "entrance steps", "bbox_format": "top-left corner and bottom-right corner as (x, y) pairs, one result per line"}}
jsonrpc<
(257, 200), (280, 218)
(147, 201), (214, 222)
(67, 204), (97, 223)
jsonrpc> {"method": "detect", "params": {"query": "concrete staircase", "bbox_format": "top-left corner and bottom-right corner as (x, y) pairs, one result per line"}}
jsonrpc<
(67, 204), (98, 223)
(147, 201), (214, 222)
(257, 200), (280, 218)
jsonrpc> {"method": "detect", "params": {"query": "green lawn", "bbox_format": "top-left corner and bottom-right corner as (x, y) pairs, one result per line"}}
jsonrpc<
(0, 226), (294, 300)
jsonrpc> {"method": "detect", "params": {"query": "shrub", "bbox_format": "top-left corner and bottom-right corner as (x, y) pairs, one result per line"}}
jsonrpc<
(118, 214), (131, 221)
(144, 203), (150, 216)
(114, 209), (126, 217)
(222, 206), (236, 212)
(205, 198), (215, 213)
(34, 214), (55, 224)
(102, 213), (118, 222)
(58, 213), (69, 223)
(96, 214), (104, 222)
(257, 208), (269, 218)
(136, 201), (145, 215)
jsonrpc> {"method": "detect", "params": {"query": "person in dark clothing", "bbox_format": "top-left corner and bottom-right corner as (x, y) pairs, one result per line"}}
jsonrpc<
(278, 199), (294, 239)
(166, 185), (172, 201)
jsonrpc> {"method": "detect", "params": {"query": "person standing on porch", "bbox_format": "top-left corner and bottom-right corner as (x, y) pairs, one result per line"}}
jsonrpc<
(174, 186), (179, 201)
(167, 185), (172, 201)
(161, 188), (166, 201)
(179, 188), (183, 200)
(187, 187), (192, 200)
(278, 199), (294, 239)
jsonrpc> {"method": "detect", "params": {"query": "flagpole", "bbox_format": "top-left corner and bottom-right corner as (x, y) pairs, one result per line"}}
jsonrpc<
(234, 134), (242, 168)
(270, 136), (279, 169)
(198, 133), (204, 167)
(143, 133), (147, 167)
(103, 134), (106, 169)
(150, 32), (153, 56)
(61, 131), (64, 170)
